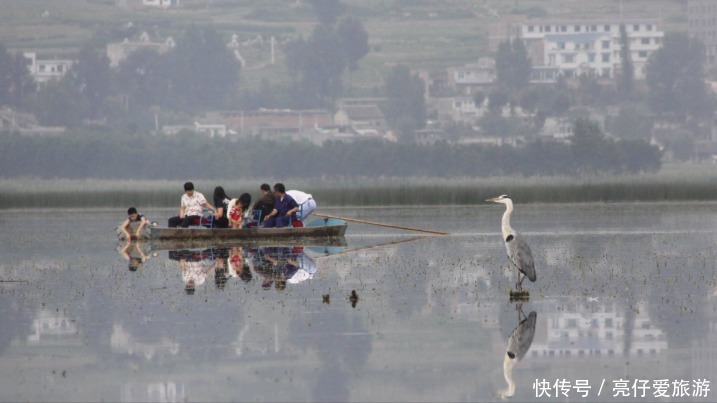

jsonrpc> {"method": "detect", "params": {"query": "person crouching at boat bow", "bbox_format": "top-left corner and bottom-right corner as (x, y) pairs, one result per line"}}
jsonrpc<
(263, 183), (299, 228)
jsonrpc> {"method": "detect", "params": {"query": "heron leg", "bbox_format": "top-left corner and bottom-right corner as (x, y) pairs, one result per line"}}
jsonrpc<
(516, 271), (524, 292)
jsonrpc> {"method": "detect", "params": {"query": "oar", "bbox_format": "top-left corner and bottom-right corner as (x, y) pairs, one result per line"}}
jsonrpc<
(312, 213), (450, 235)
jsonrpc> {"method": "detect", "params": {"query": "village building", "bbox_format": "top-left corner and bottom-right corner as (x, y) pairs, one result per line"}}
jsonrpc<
(491, 17), (664, 82)
(106, 31), (175, 68)
(22, 52), (73, 83)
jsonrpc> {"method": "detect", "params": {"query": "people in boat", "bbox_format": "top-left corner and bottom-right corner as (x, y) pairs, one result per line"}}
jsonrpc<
(263, 183), (299, 228)
(228, 193), (252, 228)
(168, 182), (216, 228)
(120, 207), (149, 240)
(286, 189), (316, 221)
(252, 183), (275, 221)
(212, 186), (232, 228)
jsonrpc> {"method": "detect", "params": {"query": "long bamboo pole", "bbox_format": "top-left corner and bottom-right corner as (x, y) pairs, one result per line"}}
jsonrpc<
(313, 213), (450, 235)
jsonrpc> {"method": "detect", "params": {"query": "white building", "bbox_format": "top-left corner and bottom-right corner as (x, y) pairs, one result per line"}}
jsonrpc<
(142, 0), (179, 7)
(106, 31), (175, 68)
(23, 52), (74, 83)
(516, 19), (663, 81)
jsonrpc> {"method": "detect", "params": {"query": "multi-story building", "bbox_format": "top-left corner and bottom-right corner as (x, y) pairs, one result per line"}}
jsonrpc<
(492, 18), (664, 82)
(688, 0), (717, 66)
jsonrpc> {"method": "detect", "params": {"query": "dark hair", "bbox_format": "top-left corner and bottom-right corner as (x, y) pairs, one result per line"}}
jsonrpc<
(213, 186), (228, 201)
(184, 182), (194, 191)
(239, 263), (253, 283)
(127, 207), (137, 215)
(239, 193), (252, 211)
(260, 183), (271, 192)
(273, 183), (286, 194)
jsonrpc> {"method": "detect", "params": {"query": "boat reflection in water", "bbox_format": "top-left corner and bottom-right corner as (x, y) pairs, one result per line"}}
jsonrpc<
(161, 242), (343, 294)
(495, 303), (537, 399)
(117, 240), (157, 272)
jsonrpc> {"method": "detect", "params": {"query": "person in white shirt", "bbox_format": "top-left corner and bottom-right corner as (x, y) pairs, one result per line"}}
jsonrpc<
(168, 182), (215, 228)
(286, 189), (316, 221)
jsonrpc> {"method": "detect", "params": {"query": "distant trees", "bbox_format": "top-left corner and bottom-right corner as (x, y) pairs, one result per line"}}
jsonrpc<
(72, 44), (113, 118)
(571, 118), (661, 175)
(0, 123), (661, 179)
(0, 45), (35, 108)
(285, 25), (347, 107)
(646, 32), (713, 122)
(284, 0), (369, 108)
(383, 64), (426, 141)
(618, 24), (635, 100)
(164, 25), (241, 110)
(495, 39), (531, 91)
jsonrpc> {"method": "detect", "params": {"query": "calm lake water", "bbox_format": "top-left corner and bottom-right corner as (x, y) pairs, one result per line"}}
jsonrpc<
(1, 203), (717, 402)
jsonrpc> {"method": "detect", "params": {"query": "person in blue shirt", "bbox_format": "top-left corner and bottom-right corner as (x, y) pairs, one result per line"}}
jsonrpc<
(263, 183), (299, 228)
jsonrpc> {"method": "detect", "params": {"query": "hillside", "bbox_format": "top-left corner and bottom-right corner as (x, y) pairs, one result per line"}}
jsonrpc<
(0, 0), (688, 94)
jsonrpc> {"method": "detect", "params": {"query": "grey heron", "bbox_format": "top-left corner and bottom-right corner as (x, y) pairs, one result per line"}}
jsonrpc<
(495, 306), (537, 399)
(486, 195), (536, 292)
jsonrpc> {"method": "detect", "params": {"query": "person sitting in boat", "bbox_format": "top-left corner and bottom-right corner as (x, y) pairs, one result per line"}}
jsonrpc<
(212, 186), (232, 228)
(120, 207), (149, 240)
(286, 190), (316, 222)
(228, 193), (252, 228)
(168, 182), (216, 228)
(252, 183), (275, 221)
(263, 183), (299, 228)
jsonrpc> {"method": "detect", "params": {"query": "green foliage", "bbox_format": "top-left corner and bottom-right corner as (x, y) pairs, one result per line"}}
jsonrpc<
(571, 118), (661, 176)
(495, 39), (531, 91)
(0, 123), (661, 181)
(164, 25), (241, 110)
(618, 24), (635, 100)
(646, 32), (712, 122)
(608, 104), (653, 141)
(337, 17), (370, 71)
(73, 44), (113, 118)
(0, 45), (35, 108)
(30, 78), (88, 127)
(383, 64), (427, 139)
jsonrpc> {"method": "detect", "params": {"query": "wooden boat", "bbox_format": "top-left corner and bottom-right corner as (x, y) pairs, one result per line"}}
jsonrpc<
(149, 217), (348, 242)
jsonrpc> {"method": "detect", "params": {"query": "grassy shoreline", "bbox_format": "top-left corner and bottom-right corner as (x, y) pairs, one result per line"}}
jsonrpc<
(3, 163), (717, 209)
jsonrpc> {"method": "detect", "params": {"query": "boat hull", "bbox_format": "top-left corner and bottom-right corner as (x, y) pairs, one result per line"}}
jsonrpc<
(149, 220), (347, 242)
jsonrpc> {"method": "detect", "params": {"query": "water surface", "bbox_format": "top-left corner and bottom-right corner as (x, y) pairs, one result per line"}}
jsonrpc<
(1, 203), (716, 402)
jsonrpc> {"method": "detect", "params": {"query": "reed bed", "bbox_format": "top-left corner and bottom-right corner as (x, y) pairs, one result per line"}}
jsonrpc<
(3, 163), (717, 209)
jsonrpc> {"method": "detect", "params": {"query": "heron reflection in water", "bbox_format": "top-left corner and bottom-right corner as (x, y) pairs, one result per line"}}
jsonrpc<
(495, 304), (537, 399)
(486, 195), (536, 293)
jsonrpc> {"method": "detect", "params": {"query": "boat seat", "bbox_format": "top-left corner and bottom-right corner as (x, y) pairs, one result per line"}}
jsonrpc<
(246, 210), (263, 228)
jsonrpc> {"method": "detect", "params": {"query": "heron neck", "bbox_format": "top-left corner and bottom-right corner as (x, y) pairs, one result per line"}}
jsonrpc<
(501, 201), (514, 238)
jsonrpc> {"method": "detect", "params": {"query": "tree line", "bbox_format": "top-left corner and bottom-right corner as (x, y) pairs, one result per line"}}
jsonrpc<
(0, 118), (660, 179)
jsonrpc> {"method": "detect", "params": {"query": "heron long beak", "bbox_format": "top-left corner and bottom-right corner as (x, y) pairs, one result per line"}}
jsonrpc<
(486, 197), (499, 203)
